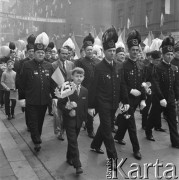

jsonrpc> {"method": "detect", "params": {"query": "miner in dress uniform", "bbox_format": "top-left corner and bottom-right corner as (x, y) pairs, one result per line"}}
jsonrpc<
(114, 30), (146, 160)
(145, 36), (179, 148)
(19, 41), (55, 152)
(141, 50), (164, 131)
(17, 34), (36, 131)
(88, 27), (129, 159)
(75, 33), (100, 138)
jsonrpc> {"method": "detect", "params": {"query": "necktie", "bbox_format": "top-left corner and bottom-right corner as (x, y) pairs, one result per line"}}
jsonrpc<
(62, 61), (66, 74)
(77, 85), (80, 96)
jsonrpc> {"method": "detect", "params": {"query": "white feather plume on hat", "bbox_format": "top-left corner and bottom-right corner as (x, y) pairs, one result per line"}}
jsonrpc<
(35, 32), (49, 47)
(62, 38), (75, 50)
(150, 38), (163, 51)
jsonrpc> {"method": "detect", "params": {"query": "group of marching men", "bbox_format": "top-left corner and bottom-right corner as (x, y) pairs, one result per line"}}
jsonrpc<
(0, 26), (179, 175)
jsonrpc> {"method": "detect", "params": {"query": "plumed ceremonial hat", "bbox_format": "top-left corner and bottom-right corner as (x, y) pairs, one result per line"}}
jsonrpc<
(45, 42), (55, 52)
(150, 50), (161, 60)
(116, 47), (125, 54)
(34, 43), (45, 52)
(9, 42), (16, 53)
(83, 33), (94, 49)
(160, 36), (174, 54)
(102, 26), (118, 51)
(26, 34), (36, 51)
(127, 29), (141, 49)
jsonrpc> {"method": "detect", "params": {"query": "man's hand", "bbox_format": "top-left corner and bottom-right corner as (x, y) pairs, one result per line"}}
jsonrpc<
(123, 104), (130, 112)
(130, 89), (141, 97)
(88, 109), (95, 117)
(69, 109), (76, 117)
(160, 99), (167, 107)
(140, 100), (146, 110)
(6, 87), (10, 91)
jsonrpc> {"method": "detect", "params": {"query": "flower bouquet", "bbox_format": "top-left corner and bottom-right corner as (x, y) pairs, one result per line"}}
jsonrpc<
(141, 82), (152, 95)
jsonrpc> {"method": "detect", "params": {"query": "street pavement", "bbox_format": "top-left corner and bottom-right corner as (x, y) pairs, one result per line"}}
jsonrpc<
(0, 104), (179, 180)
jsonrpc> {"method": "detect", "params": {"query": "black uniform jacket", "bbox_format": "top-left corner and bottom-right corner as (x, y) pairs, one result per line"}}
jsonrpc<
(123, 58), (146, 100)
(153, 61), (179, 103)
(16, 57), (31, 89)
(144, 63), (158, 95)
(19, 59), (55, 105)
(57, 86), (88, 129)
(75, 56), (100, 90)
(88, 58), (129, 110)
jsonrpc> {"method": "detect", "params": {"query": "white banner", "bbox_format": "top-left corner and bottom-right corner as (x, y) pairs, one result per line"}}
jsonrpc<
(0, 12), (66, 23)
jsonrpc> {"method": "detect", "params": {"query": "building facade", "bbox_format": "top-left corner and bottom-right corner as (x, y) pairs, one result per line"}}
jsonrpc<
(1, 0), (179, 46)
(112, 0), (179, 40)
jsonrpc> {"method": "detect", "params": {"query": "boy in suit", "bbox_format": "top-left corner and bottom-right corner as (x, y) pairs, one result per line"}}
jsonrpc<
(58, 67), (88, 175)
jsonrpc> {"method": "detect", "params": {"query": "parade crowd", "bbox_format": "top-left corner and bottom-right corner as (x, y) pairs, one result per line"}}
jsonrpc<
(0, 27), (179, 175)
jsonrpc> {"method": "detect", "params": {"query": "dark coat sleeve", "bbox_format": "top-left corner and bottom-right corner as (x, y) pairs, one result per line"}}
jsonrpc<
(120, 69), (129, 105)
(88, 66), (99, 109)
(18, 62), (28, 100)
(152, 67), (165, 101)
(174, 71), (179, 101)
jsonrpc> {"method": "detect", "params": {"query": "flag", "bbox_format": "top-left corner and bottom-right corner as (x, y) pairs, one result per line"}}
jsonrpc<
(159, 31), (166, 40)
(148, 31), (153, 46)
(143, 31), (153, 47)
(127, 18), (131, 29)
(120, 26), (126, 43)
(51, 67), (65, 87)
(143, 37), (148, 46)
(97, 28), (103, 41)
(46, 12), (48, 18)
(165, 0), (170, 14)
(117, 28), (121, 36)
(160, 13), (164, 27)
(71, 32), (81, 59)
(145, 16), (149, 28)
(90, 26), (97, 38)
(150, 31), (154, 40)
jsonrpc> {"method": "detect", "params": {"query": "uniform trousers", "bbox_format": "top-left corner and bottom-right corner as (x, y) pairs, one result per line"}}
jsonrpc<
(141, 95), (152, 128)
(146, 101), (179, 146)
(26, 104), (47, 144)
(22, 107), (29, 129)
(91, 107), (118, 159)
(86, 114), (94, 134)
(114, 96), (140, 153)
(145, 95), (162, 131)
(65, 120), (81, 168)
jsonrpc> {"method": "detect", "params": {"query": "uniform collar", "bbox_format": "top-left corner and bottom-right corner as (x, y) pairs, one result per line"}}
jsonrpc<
(33, 59), (44, 65)
(162, 60), (171, 67)
(128, 57), (137, 64)
(105, 58), (113, 66)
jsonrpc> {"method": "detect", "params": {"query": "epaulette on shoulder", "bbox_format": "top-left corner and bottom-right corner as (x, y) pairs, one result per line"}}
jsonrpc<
(171, 64), (178, 72)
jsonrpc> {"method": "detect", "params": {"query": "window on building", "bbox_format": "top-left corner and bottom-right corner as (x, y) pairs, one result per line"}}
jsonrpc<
(146, 1), (153, 23)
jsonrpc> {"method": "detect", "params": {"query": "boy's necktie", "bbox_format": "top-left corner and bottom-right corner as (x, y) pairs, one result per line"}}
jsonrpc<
(77, 85), (80, 96)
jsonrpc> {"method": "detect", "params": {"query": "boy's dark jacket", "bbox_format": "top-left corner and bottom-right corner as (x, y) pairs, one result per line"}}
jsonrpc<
(57, 85), (88, 129)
